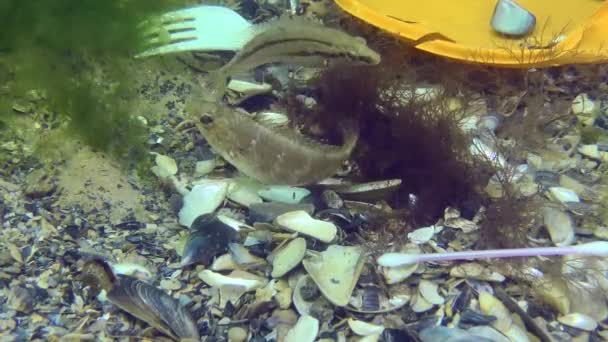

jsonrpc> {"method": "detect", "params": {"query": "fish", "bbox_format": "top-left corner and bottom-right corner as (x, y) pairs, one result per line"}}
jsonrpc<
(202, 15), (381, 101)
(188, 99), (358, 185)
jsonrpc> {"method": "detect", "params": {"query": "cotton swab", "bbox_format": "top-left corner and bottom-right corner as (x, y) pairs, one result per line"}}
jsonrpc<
(377, 241), (608, 267)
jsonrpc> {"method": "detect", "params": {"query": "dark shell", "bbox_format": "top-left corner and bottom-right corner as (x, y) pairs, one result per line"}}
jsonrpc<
(109, 276), (200, 340)
(361, 285), (381, 312)
(248, 202), (315, 223)
(458, 309), (497, 327)
(534, 170), (560, 187)
(181, 213), (238, 266)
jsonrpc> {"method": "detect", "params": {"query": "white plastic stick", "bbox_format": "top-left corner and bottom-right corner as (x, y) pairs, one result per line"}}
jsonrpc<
(377, 241), (608, 267)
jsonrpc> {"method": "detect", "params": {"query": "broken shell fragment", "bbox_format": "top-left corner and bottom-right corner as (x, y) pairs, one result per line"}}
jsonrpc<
(418, 280), (445, 305)
(228, 243), (267, 269)
(408, 226), (436, 244)
(347, 318), (385, 336)
(541, 207), (575, 246)
(275, 210), (337, 243)
(271, 237), (307, 278)
(198, 269), (266, 291)
(227, 177), (264, 207)
(491, 0), (536, 37)
(411, 293), (434, 313)
(258, 185), (311, 204)
(178, 180), (229, 227)
(333, 179), (401, 202)
(302, 245), (365, 306)
(285, 315), (319, 342)
(450, 263), (505, 282)
(558, 313), (598, 331)
(547, 186), (580, 204)
(249, 202), (315, 223)
(150, 153), (178, 179)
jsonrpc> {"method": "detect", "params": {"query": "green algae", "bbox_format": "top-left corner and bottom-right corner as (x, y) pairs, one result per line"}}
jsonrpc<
(0, 0), (191, 166)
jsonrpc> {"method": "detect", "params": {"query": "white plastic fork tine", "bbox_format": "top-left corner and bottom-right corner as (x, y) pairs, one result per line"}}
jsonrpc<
(135, 5), (254, 57)
(164, 30), (198, 42)
(135, 40), (206, 58)
(161, 21), (196, 33)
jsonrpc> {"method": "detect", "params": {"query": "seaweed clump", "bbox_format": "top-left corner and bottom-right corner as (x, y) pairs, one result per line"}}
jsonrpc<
(0, 0), (190, 163)
(302, 49), (495, 226)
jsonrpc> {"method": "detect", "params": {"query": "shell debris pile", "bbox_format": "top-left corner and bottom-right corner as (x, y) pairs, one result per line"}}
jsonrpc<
(2, 1), (608, 341)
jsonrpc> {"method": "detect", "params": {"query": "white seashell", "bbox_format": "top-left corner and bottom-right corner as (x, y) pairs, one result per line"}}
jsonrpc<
(491, 0), (536, 36)
(198, 269), (266, 291)
(210, 253), (238, 271)
(408, 226), (436, 244)
(194, 159), (215, 177)
(228, 243), (266, 268)
(334, 179), (402, 202)
(258, 186), (311, 204)
(227, 79), (272, 95)
(275, 211), (337, 243)
(558, 313), (598, 331)
(271, 238), (307, 278)
(255, 111), (290, 126)
(227, 178), (264, 207)
(411, 293), (434, 313)
(381, 245), (420, 284)
(450, 263), (505, 282)
(571, 93), (597, 115)
(541, 207), (575, 246)
(578, 144), (608, 161)
(302, 245), (365, 306)
(178, 181), (229, 227)
(347, 319), (385, 336)
(151, 153), (178, 178)
(382, 262), (418, 284)
(418, 280), (444, 305)
(285, 315), (319, 342)
(292, 275), (315, 316)
(547, 186), (580, 204)
(110, 263), (153, 281)
(479, 291), (518, 337)
(217, 214), (251, 231)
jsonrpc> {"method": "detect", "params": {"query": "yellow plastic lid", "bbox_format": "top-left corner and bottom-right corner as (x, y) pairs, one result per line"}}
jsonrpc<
(335, 0), (608, 67)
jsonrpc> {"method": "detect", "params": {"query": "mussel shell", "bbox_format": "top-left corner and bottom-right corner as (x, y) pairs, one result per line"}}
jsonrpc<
(107, 276), (199, 340)
(458, 309), (497, 327)
(534, 170), (560, 187)
(181, 213), (238, 266)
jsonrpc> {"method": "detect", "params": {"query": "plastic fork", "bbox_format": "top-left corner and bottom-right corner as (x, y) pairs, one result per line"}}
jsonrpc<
(136, 5), (256, 58)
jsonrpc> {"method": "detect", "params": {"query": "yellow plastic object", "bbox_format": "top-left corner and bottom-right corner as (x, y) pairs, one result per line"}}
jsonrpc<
(335, 0), (608, 67)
